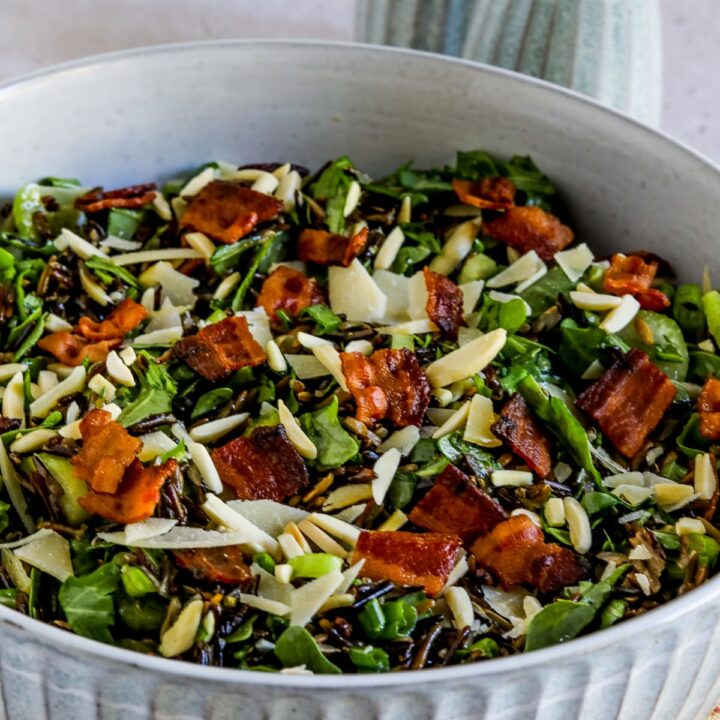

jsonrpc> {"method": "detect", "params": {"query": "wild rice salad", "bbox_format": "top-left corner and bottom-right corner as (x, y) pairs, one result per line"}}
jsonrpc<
(0, 151), (718, 674)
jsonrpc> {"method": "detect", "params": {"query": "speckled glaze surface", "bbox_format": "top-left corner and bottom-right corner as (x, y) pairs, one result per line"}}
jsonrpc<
(0, 41), (718, 720)
(356, 0), (662, 125)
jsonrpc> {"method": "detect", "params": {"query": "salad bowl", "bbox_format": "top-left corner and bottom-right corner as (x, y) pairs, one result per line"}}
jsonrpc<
(0, 40), (719, 720)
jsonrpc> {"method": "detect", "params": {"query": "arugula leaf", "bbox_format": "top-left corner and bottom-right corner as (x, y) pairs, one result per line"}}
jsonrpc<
(13, 312), (46, 361)
(210, 234), (263, 276)
(86, 255), (141, 289)
(301, 304), (343, 335)
(676, 413), (711, 458)
(192, 387), (233, 419)
(349, 645), (390, 672)
(520, 266), (576, 317)
(558, 319), (627, 377)
(504, 155), (557, 203)
(230, 233), (285, 311)
(476, 294), (527, 335)
(299, 396), (359, 468)
(436, 432), (498, 479)
(386, 469), (419, 510)
(364, 160), (452, 205)
(59, 562), (121, 644)
(400, 223), (442, 255)
(390, 245), (431, 275)
(117, 353), (176, 427)
(703, 290), (720, 347)
(618, 310), (689, 381)
(525, 564), (629, 651)
(518, 375), (601, 485)
(311, 156), (354, 234)
(689, 350), (720, 383)
(274, 626), (341, 674)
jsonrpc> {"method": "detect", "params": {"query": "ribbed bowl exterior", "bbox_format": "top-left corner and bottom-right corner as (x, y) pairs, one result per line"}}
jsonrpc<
(0, 41), (718, 720)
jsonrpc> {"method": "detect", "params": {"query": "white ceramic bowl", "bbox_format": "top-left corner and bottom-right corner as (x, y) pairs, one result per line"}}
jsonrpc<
(0, 41), (719, 720)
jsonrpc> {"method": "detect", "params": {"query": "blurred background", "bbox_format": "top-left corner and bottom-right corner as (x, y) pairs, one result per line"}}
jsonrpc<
(0, 0), (717, 163)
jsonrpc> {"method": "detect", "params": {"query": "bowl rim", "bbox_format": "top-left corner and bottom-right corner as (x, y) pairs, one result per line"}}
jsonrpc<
(0, 37), (719, 689)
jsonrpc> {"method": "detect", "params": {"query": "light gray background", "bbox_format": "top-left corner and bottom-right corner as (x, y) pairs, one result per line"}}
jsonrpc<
(0, 0), (717, 163)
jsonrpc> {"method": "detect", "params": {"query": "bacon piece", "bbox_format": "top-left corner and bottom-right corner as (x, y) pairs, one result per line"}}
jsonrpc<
(75, 184), (157, 213)
(492, 394), (552, 478)
(452, 177), (516, 210)
(297, 227), (369, 267)
(699, 377), (720, 440)
(408, 464), (507, 542)
(340, 348), (431, 427)
(603, 253), (670, 310)
(470, 514), (585, 593)
(256, 266), (325, 321)
(352, 530), (461, 596)
(174, 546), (252, 585)
(78, 458), (177, 524)
(38, 332), (121, 366)
(576, 349), (676, 458)
(211, 425), (309, 501)
(76, 298), (149, 341)
(179, 180), (282, 244)
(483, 206), (574, 261)
(423, 267), (464, 340)
(174, 316), (266, 382)
(71, 409), (142, 494)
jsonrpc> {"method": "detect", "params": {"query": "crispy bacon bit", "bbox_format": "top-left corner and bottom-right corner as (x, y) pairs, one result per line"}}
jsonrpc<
(179, 181), (283, 244)
(75, 184), (157, 213)
(77, 298), (149, 342)
(174, 546), (252, 585)
(174, 316), (266, 382)
(603, 254), (670, 310)
(256, 266), (325, 321)
(423, 267), (464, 340)
(483, 206), (574, 261)
(576, 349), (676, 458)
(78, 458), (177, 525)
(408, 464), (507, 542)
(211, 425), (309, 501)
(492, 394), (552, 478)
(452, 177), (516, 210)
(38, 332), (121, 366)
(698, 377), (720, 440)
(470, 514), (585, 593)
(297, 227), (369, 267)
(340, 348), (431, 427)
(71, 409), (142, 494)
(352, 530), (462, 596)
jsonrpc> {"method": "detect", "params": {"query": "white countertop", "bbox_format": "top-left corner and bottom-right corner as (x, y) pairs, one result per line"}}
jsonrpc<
(0, 0), (717, 164)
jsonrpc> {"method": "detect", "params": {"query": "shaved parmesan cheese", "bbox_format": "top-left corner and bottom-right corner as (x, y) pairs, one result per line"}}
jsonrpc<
(378, 509), (408, 532)
(323, 484), (374, 511)
(407, 271), (429, 320)
(100, 235), (143, 251)
(429, 218), (480, 275)
(124, 518), (178, 544)
(328, 259), (387, 323)
(3, 371), (25, 425)
(79, 266), (112, 306)
(603, 471), (645, 488)
(139, 261), (199, 307)
(145, 298), (183, 333)
(307, 513), (360, 546)
(373, 270), (411, 323)
(14, 531), (73, 582)
(376, 318), (438, 335)
(120, 248), (203, 266)
(611, 484), (653, 506)
(1, 548), (30, 592)
(10, 429), (57, 454)
(515, 265), (548, 293)
(556, 243), (594, 282)
(344, 339), (374, 356)
(275, 563), (293, 584)
(203, 494), (279, 555)
(570, 291), (622, 311)
(491, 470), (533, 487)
(464, 394), (501, 447)
(189, 413), (248, 444)
(236, 308), (272, 347)
(372, 448), (401, 505)
(298, 519), (348, 558)
(58, 228), (105, 260)
(676, 517), (706, 536)
(159, 599), (204, 658)
(240, 594), (291, 617)
(695, 452), (716, 500)
(227, 500), (308, 538)
(98, 526), (255, 549)
(460, 280), (484, 316)
(487, 251), (544, 289)
(319, 594), (354, 613)
(30, 366), (86, 419)
(600, 294), (641, 333)
(432, 401), (471, 439)
(132, 327), (184, 347)
(106, 351), (135, 387)
(378, 426), (420, 456)
(336, 559), (366, 595)
(426, 329), (507, 387)
(442, 553), (469, 592)
(278, 400), (317, 459)
(311, 344), (349, 392)
(137, 431), (177, 461)
(374, 227), (405, 270)
(457, 327), (483, 348)
(290, 569), (344, 626)
(426, 408), (455, 426)
(274, 170), (302, 211)
(278, 532), (306, 560)
(445, 586), (474, 630)
(0, 529), (53, 550)
(334, 504), (367, 524)
(152, 192), (173, 220)
(285, 354), (330, 380)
